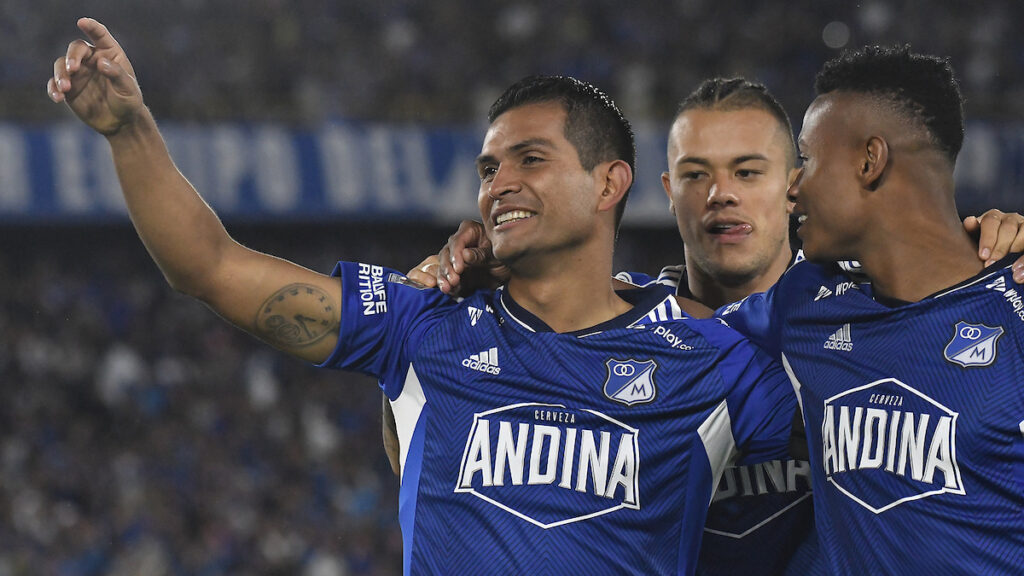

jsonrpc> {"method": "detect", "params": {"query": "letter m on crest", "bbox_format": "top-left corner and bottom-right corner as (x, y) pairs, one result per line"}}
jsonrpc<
(604, 359), (657, 406)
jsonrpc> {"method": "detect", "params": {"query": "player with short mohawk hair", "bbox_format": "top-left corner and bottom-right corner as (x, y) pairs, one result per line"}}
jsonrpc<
(814, 44), (965, 164)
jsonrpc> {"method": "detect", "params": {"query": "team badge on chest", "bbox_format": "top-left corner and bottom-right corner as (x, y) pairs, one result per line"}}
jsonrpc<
(943, 321), (1003, 367)
(604, 359), (657, 406)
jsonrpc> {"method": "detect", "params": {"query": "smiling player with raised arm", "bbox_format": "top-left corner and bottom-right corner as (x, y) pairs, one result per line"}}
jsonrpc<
(51, 18), (801, 575)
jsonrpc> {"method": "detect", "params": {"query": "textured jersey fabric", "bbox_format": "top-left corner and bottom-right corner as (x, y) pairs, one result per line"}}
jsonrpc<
(721, 254), (1024, 575)
(618, 264), (823, 576)
(320, 262), (797, 575)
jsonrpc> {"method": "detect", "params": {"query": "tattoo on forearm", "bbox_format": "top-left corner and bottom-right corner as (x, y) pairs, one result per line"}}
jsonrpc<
(255, 284), (339, 348)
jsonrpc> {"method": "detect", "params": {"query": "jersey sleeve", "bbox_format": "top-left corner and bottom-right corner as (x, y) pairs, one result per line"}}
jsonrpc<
(317, 261), (454, 387)
(688, 319), (797, 464)
(716, 283), (783, 359)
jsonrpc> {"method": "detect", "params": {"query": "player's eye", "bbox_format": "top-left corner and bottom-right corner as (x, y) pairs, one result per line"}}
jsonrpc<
(522, 155), (543, 166)
(479, 165), (497, 181)
(736, 169), (762, 179)
(681, 171), (706, 181)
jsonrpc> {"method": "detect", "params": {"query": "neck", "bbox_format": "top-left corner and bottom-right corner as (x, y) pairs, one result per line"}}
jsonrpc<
(856, 195), (982, 303)
(685, 247), (792, 309)
(505, 247), (631, 333)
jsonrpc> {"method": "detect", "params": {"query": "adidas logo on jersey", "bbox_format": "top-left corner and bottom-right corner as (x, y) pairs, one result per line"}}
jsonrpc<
(814, 286), (833, 301)
(824, 324), (853, 351)
(463, 347), (501, 375)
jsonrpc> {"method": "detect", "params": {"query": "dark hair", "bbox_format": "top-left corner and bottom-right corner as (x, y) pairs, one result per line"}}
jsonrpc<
(676, 77), (797, 167)
(815, 45), (965, 163)
(488, 76), (636, 229)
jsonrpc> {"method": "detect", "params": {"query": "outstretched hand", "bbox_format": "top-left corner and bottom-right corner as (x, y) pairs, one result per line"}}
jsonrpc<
(47, 18), (144, 135)
(405, 220), (510, 295)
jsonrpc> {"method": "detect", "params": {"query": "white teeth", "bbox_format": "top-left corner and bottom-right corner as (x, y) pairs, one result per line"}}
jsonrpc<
(496, 210), (535, 225)
(798, 215), (807, 224)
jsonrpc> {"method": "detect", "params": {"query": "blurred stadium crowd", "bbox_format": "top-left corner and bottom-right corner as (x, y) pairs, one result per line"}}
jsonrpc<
(5, 0), (1024, 124)
(2, 1), (1022, 574)
(0, 226), (415, 575)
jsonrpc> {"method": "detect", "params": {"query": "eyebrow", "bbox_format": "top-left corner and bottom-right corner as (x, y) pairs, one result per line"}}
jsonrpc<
(476, 137), (557, 168)
(674, 153), (771, 168)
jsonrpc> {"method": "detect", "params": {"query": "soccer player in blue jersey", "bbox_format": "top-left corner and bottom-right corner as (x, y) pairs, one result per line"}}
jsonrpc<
(718, 46), (1024, 574)
(50, 18), (801, 575)
(405, 77), (1024, 575)
(649, 79), (822, 576)
(395, 78), (820, 576)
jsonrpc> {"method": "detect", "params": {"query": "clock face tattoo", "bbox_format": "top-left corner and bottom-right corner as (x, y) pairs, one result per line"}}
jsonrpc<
(255, 284), (338, 348)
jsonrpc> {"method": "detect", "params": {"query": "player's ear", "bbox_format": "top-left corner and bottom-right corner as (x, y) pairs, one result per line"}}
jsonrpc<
(785, 167), (801, 214)
(660, 171), (674, 213)
(597, 159), (633, 214)
(860, 135), (889, 191)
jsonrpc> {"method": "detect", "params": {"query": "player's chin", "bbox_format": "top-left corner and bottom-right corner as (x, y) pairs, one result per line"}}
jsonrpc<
(491, 243), (522, 266)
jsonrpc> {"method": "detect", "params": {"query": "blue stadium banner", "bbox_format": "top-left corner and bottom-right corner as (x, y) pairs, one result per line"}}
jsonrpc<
(0, 121), (1020, 223)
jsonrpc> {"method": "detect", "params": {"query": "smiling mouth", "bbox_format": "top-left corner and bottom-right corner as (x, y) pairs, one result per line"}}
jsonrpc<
(496, 210), (536, 226)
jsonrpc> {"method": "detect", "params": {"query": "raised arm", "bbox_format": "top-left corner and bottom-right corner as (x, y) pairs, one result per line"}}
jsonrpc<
(49, 18), (340, 363)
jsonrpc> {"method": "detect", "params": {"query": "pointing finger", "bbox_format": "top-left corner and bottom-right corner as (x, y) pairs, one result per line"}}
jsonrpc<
(76, 18), (123, 52)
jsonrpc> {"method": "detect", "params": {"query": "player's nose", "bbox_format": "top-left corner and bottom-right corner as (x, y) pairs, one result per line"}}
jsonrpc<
(706, 181), (739, 207)
(487, 165), (522, 199)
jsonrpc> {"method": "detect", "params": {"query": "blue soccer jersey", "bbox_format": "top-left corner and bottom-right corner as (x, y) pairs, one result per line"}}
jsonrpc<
(618, 265), (822, 576)
(721, 255), (1024, 575)
(320, 262), (797, 575)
